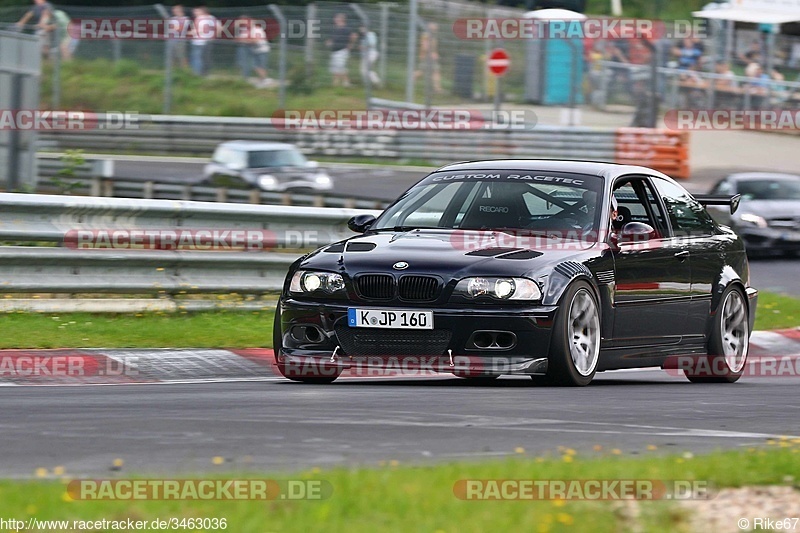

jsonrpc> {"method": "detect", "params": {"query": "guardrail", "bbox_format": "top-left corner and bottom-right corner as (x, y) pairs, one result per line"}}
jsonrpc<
(34, 155), (388, 209)
(0, 193), (378, 294)
(38, 115), (691, 179)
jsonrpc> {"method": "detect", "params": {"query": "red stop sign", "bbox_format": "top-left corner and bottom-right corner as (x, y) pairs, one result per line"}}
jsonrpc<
(488, 48), (510, 76)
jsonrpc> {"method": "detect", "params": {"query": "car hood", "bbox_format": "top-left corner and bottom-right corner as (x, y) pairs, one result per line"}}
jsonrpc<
(740, 200), (800, 219)
(299, 229), (600, 279)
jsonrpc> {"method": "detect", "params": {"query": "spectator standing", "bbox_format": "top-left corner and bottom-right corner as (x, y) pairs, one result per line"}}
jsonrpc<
(191, 5), (217, 77)
(714, 61), (736, 90)
(15, 0), (53, 57)
(359, 25), (381, 86)
(674, 37), (702, 70)
(746, 62), (770, 108)
(236, 15), (272, 88)
(739, 39), (763, 65)
(167, 5), (190, 69)
(414, 22), (442, 93)
(44, 8), (77, 60)
(326, 13), (357, 87)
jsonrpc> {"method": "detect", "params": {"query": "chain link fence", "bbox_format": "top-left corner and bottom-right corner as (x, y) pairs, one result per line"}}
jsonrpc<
(3, 2), (800, 119)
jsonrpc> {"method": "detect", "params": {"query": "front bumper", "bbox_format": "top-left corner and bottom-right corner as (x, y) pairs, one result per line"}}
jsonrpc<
(739, 227), (800, 253)
(275, 298), (558, 377)
(264, 180), (333, 192)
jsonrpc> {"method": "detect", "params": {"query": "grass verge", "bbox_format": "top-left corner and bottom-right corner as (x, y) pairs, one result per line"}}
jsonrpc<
(754, 291), (800, 331)
(0, 290), (796, 350)
(0, 309), (275, 349)
(1, 446), (798, 532)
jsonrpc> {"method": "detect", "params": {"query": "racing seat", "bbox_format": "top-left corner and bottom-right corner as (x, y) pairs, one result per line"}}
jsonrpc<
(461, 199), (522, 229)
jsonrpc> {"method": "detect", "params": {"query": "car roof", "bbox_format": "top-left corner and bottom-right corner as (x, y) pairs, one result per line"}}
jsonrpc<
(725, 172), (800, 182)
(433, 159), (676, 183)
(216, 140), (297, 151)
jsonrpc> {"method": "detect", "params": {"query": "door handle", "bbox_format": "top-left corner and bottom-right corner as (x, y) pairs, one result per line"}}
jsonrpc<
(674, 250), (689, 260)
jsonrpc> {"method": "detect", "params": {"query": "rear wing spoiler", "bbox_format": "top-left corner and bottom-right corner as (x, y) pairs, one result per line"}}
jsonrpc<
(693, 194), (741, 214)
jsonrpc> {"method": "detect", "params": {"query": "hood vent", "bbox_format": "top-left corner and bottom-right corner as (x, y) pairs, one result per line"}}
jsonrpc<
(497, 250), (543, 260)
(323, 243), (345, 253)
(346, 242), (377, 252)
(465, 247), (520, 257)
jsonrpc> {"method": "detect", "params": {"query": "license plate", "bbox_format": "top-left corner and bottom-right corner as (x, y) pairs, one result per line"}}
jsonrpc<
(348, 308), (433, 329)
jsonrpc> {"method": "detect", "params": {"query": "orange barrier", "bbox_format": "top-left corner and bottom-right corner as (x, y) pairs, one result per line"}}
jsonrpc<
(614, 128), (690, 179)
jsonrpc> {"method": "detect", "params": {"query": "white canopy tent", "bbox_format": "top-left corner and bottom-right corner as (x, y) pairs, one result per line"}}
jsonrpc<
(693, 1), (800, 72)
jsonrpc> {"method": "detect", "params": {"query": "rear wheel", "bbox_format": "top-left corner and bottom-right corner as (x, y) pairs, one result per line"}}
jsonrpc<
(685, 286), (749, 384)
(538, 280), (600, 387)
(273, 302), (340, 384)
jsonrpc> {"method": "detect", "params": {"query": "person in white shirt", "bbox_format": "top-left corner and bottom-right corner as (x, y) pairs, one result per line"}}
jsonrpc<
(236, 15), (272, 88)
(191, 5), (217, 76)
(359, 25), (380, 86)
(167, 4), (190, 69)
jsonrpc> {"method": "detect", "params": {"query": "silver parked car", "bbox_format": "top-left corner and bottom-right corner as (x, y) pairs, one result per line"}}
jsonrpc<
(203, 141), (333, 192)
(708, 172), (800, 257)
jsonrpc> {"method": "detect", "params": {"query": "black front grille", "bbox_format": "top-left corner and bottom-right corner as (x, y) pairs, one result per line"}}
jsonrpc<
(335, 324), (452, 356)
(356, 274), (395, 300)
(399, 276), (440, 301)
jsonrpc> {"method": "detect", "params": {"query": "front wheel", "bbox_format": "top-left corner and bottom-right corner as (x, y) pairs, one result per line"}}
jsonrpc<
(272, 302), (341, 384)
(542, 280), (601, 387)
(685, 286), (749, 384)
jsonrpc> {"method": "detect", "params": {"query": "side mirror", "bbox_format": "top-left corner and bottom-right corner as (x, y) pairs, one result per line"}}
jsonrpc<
(619, 222), (657, 243)
(348, 214), (377, 233)
(227, 162), (245, 171)
(306, 160), (319, 168)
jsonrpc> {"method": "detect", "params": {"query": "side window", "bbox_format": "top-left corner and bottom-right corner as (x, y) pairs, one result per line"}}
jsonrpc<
(652, 178), (716, 236)
(612, 182), (649, 222)
(711, 180), (732, 195)
(611, 178), (669, 236)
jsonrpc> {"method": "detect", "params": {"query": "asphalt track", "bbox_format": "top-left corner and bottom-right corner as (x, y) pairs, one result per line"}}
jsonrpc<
(10, 157), (795, 477)
(2, 365), (799, 478)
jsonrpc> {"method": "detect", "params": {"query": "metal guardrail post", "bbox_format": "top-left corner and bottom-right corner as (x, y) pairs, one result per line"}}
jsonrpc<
(268, 4), (287, 109)
(305, 4), (316, 80)
(405, 0), (418, 103)
(379, 3), (392, 86)
(350, 4), (371, 108)
(51, 24), (61, 109)
(155, 3), (173, 115)
(7, 74), (23, 191)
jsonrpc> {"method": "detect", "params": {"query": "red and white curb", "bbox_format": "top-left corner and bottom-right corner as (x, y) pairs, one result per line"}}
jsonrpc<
(0, 329), (797, 386)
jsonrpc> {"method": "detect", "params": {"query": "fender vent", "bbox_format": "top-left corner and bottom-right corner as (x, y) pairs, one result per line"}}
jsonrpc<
(554, 261), (590, 279)
(595, 270), (615, 284)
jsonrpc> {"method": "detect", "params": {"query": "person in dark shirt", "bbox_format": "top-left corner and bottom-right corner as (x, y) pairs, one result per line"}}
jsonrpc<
(15, 0), (53, 56)
(674, 37), (702, 70)
(326, 13), (357, 87)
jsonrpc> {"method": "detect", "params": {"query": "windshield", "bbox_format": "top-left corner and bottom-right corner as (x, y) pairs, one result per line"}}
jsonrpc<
(373, 171), (603, 238)
(738, 178), (800, 200)
(248, 149), (307, 168)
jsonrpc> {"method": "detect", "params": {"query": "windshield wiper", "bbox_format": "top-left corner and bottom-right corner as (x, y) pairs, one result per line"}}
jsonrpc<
(460, 227), (555, 237)
(371, 226), (442, 232)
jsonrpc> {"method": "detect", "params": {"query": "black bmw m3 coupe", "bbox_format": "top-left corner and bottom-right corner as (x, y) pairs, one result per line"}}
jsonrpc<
(274, 160), (757, 386)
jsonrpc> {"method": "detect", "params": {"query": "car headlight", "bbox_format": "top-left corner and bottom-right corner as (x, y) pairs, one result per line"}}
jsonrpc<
(290, 271), (345, 294)
(259, 175), (277, 188)
(454, 277), (541, 301)
(737, 213), (768, 228)
(314, 173), (331, 185)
